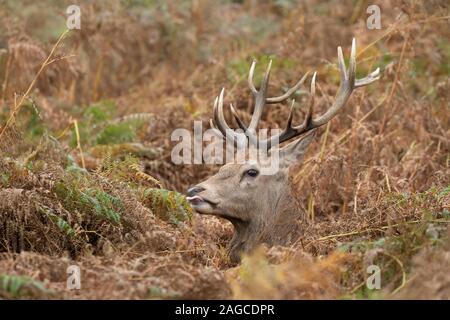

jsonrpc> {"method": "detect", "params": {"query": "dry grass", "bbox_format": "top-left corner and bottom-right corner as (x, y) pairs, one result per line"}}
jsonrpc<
(0, 0), (449, 299)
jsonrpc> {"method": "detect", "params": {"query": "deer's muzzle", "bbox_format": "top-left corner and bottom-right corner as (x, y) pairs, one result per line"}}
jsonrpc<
(186, 185), (219, 213)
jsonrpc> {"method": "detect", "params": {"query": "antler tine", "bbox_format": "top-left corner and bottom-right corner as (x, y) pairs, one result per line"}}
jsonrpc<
(248, 60), (258, 95)
(246, 59), (309, 141)
(355, 67), (380, 87)
(247, 60), (272, 133)
(211, 88), (243, 143)
(266, 71), (309, 104)
(261, 38), (381, 149)
(229, 103), (247, 131)
(285, 99), (295, 130)
(213, 88), (232, 134)
(212, 94), (224, 134)
(311, 38), (357, 127)
(348, 37), (356, 87)
(264, 73), (317, 148)
(337, 46), (347, 82)
(209, 119), (226, 139)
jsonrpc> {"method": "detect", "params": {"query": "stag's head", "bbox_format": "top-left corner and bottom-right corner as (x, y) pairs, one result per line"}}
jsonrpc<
(187, 39), (380, 263)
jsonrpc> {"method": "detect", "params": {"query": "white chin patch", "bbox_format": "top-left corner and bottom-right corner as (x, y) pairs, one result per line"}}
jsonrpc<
(191, 202), (214, 214)
(186, 198), (213, 214)
(187, 195), (218, 214)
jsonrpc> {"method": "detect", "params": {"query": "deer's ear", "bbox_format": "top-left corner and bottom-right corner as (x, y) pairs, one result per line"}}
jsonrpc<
(277, 130), (316, 169)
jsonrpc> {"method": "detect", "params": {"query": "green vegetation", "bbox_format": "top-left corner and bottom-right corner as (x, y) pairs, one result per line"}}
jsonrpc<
(0, 274), (50, 299)
(141, 188), (193, 225)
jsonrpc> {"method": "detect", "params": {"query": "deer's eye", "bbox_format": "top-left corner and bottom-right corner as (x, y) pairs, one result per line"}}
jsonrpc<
(245, 169), (259, 177)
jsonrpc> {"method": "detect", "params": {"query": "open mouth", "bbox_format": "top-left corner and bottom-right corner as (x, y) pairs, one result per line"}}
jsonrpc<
(186, 195), (217, 207)
(186, 195), (204, 206)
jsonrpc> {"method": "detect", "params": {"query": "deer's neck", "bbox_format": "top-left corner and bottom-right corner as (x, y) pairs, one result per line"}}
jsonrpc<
(228, 218), (260, 263)
(270, 184), (302, 243)
(227, 183), (300, 263)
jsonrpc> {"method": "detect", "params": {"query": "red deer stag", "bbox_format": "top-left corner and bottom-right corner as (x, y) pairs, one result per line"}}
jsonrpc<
(187, 39), (380, 263)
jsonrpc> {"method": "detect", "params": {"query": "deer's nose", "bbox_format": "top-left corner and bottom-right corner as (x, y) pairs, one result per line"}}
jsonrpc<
(187, 186), (205, 197)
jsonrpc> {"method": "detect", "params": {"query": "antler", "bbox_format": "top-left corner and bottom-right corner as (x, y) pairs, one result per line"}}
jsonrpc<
(210, 59), (308, 146)
(210, 38), (380, 150)
(245, 60), (310, 135)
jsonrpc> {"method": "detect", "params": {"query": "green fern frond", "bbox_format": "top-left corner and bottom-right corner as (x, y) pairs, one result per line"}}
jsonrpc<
(0, 274), (49, 299)
(79, 188), (123, 224)
(141, 188), (193, 225)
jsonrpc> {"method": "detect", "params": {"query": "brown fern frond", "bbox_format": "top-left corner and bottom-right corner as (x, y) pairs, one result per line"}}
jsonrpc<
(128, 163), (162, 188)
